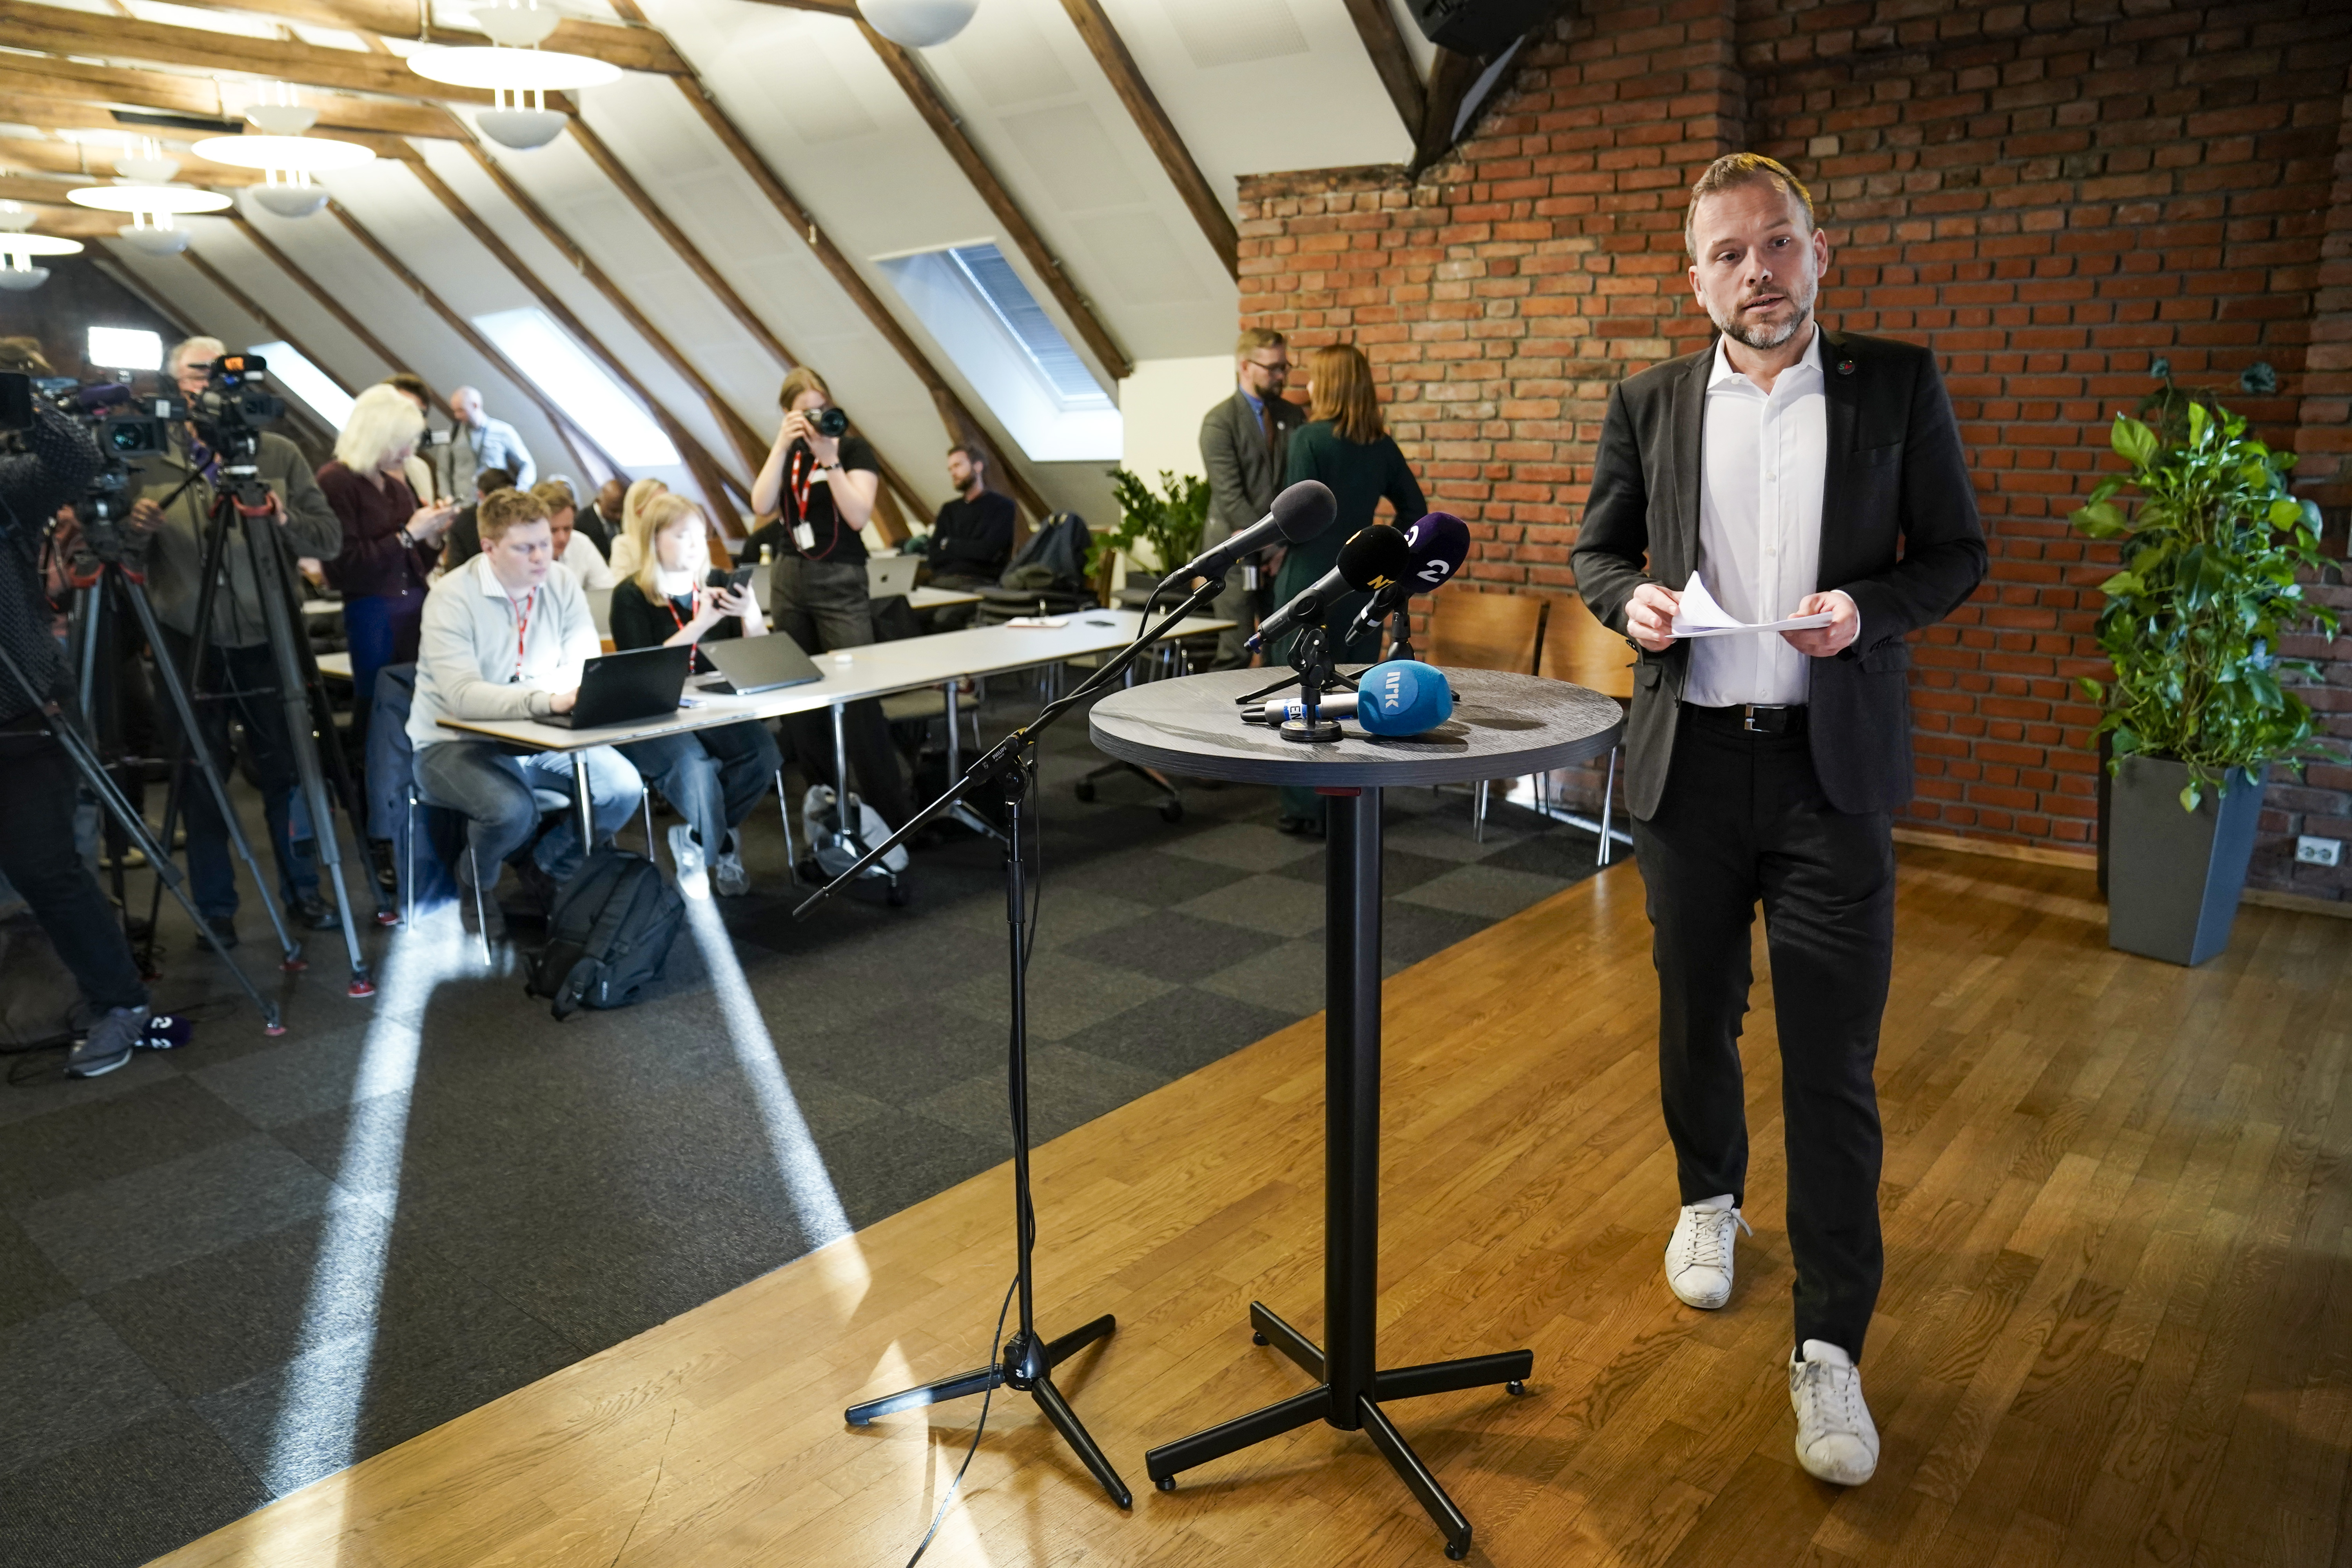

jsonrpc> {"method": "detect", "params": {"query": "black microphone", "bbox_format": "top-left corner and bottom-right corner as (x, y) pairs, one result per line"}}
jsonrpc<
(1247, 524), (1414, 652)
(1353, 510), (1471, 633)
(1160, 480), (1334, 586)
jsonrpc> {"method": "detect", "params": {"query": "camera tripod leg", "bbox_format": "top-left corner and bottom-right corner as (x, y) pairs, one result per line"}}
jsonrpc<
(115, 570), (301, 967)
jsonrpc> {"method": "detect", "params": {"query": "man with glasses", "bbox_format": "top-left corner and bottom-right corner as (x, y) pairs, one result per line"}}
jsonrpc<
(1198, 328), (1306, 668)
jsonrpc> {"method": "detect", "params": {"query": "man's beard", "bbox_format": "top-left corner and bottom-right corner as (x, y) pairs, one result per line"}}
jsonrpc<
(1713, 290), (1814, 350)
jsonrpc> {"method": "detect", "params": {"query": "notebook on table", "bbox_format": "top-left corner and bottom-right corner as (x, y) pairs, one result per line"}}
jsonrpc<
(700, 632), (824, 695)
(866, 555), (920, 599)
(537, 642), (693, 729)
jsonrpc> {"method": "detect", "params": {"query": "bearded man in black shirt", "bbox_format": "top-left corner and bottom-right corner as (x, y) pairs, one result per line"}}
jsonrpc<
(927, 443), (1015, 588)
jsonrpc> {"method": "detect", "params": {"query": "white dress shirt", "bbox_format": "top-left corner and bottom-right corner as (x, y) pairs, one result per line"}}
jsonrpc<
(560, 531), (616, 590)
(1685, 328), (1828, 708)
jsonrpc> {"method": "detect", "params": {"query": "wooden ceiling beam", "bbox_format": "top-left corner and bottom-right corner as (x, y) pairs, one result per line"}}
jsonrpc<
(852, 21), (1131, 382)
(0, 2), (501, 105)
(0, 61), (456, 138)
(140, 0), (689, 77)
(1339, 0), (1427, 137)
(1052, 0), (1237, 279)
(224, 211), (430, 402)
(395, 152), (753, 530)
(445, 133), (769, 476)
(322, 198), (617, 481)
(0, 135), (272, 187)
(664, 76), (1049, 528)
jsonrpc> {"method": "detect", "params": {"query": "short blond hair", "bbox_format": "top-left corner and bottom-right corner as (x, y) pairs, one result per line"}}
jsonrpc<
(477, 487), (549, 544)
(1235, 327), (1286, 358)
(1684, 153), (1816, 260)
(530, 478), (575, 516)
(777, 365), (831, 411)
(334, 384), (426, 477)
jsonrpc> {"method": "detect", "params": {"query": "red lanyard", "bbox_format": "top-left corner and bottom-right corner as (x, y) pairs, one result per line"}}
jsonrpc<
(504, 585), (537, 682)
(790, 447), (841, 559)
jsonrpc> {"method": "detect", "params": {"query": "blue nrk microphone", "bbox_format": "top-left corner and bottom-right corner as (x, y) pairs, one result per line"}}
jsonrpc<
(1253, 660), (1455, 735)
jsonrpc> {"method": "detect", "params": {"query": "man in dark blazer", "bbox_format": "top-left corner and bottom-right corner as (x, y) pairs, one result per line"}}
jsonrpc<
(1199, 328), (1308, 668)
(1571, 154), (1986, 1488)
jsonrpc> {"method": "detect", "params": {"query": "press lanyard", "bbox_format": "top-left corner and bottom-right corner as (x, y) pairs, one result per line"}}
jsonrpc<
(505, 584), (537, 682)
(790, 446), (839, 559)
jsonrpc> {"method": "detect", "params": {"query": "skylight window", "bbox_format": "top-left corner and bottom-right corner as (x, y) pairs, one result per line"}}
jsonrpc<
(878, 242), (1118, 463)
(470, 307), (679, 467)
(248, 340), (354, 429)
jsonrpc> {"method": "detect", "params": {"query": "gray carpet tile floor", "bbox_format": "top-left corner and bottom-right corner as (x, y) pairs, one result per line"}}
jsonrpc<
(0, 684), (1620, 1567)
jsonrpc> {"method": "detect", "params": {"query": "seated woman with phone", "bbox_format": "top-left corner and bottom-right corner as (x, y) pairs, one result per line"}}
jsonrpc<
(606, 493), (781, 896)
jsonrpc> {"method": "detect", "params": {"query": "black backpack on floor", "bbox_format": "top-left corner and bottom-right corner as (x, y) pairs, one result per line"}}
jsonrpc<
(525, 849), (686, 1020)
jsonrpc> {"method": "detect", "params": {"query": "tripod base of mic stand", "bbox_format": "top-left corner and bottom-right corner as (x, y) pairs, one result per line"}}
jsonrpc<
(844, 1312), (1132, 1508)
(1144, 1301), (1530, 1561)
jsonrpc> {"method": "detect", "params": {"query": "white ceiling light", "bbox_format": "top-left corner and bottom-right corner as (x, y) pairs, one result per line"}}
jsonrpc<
(0, 231), (81, 292)
(67, 185), (233, 215)
(859, 0), (979, 47)
(0, 201), (33, 233)
(193, 135), (375, 173)
(113, 136), (181, 185)
(196, 90), (373, 221)
(249, 182), (331, 219)
(408, 15), (619, 152)
(243, 82), (318, 137)
(117, 219), (192, 256)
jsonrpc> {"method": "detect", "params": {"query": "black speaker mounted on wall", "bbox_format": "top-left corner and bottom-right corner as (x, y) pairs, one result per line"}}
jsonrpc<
(1403, 0), (1571, 58)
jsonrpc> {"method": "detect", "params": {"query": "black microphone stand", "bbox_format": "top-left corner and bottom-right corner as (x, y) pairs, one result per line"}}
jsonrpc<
(800, 576), (1226, 1510)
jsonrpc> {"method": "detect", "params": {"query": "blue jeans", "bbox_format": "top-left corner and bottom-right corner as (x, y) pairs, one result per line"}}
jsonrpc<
(621, 720), (780, 853)
(412, 741), (642, 881)
(344, 586), (426, 733)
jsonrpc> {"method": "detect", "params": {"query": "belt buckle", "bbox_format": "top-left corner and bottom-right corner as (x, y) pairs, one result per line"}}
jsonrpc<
(1743, 704), (1762, 733)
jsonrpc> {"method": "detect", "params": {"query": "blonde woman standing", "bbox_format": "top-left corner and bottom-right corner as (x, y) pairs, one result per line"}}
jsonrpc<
(603, 476), (669, 579)
(320, 384), (459, 720)
(605, 494), (780, 894)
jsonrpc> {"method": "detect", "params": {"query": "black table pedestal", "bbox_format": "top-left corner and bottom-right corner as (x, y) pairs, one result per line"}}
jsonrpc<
(1142, 787), (1532, 1561)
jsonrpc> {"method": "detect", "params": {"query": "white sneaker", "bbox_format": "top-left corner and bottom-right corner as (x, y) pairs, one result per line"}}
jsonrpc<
(667, 823), (709, 898)
(1789, 1343), (1879, 1485)
(1664, 1198), (1751, 1309)
(713, 829), (749, 897)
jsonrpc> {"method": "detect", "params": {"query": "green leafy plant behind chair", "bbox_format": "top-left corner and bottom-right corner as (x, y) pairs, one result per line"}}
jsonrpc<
(1088, 468), (1209, 586)
(2070, 387), (2340, 810)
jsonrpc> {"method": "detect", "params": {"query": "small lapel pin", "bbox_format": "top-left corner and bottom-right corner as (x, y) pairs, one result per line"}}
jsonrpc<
(1837, 358), (1855, 376)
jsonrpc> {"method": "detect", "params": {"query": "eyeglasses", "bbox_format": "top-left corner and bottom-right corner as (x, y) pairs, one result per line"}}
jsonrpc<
(1245, 357), (1289, 372)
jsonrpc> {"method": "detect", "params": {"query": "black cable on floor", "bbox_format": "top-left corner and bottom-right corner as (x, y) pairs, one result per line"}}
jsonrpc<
(903, 1273), (1018, 1568)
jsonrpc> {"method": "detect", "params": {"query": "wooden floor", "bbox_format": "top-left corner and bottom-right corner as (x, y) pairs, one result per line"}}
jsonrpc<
(154, 848), (2352, 1568)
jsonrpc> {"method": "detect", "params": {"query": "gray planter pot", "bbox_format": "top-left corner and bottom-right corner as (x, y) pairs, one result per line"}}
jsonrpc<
(2106, 755), (2264, 966)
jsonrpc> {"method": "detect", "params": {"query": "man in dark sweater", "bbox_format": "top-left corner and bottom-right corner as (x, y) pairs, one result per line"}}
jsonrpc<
(927, 444), (1016, 588)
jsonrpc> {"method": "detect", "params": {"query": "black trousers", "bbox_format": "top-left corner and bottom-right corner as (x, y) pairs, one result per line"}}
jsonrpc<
(1630, 706), (1896, 1359)
(0, 729), (149, 1014)
(768, 557), (913, 829)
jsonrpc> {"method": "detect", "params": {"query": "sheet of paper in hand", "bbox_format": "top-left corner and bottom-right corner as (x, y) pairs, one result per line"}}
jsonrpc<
(1669, 573), (1835, 638)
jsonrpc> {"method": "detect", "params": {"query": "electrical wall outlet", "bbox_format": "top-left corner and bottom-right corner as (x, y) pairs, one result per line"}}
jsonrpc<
(2296, 835), (2344, 867)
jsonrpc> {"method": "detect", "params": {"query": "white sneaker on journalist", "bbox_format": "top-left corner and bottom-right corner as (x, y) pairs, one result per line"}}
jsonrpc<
(1664, 1195), (1751, 1309)
(1789, 1340), (1879, 1485)
(667, 823), (710, 899)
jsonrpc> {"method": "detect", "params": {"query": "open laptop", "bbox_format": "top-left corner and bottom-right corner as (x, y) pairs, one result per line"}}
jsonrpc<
(539, 642), (693, 729)
(866, 555), (920, 600)
(701, 632), (824, 695)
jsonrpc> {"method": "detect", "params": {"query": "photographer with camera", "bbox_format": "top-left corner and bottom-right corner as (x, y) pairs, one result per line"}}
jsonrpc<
(746, 368), (910, 830)
(126, 336), (345, 944)
(606, 492), (778, 895)
(0, 387), (156, 1077)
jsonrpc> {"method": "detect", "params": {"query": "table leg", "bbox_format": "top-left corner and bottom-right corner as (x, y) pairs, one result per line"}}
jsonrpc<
(572, 752), (594, 853)
(945, 679), (961, 781)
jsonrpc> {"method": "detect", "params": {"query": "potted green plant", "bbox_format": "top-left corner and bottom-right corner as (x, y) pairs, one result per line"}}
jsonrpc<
(1087, 467), (1209, 588)
(2071, 392), (2339, 965)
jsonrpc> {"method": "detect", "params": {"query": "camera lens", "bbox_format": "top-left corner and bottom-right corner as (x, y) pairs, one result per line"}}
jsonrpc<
(816, 407), (849, 438)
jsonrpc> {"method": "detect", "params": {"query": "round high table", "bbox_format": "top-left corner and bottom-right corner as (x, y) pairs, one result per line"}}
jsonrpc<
(1091, 666), (1624, 1561)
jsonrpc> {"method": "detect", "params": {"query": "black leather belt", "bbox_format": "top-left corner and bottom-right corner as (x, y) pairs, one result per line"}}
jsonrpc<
(1685, 702), (1808, 735)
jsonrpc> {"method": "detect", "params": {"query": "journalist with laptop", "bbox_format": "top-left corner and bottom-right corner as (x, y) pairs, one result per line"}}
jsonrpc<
(410, 486), (643, 912)
(605, 492), (782, 896)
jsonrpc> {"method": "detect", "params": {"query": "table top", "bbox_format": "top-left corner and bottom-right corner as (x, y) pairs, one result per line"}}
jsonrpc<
(432, 609), (1232, 754)
(1090, 667), (1624, 788)
(906, 584), (983, 610)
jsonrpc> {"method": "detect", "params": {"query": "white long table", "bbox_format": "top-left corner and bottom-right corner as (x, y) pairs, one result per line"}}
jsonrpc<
(414, 610), (1231, 848)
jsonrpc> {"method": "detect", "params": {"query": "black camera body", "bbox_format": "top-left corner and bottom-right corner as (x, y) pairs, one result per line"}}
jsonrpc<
(814, 405), (849, 439)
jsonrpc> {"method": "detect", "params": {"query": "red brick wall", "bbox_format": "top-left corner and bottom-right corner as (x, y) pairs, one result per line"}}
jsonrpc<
(1238, 0), (2352, 900)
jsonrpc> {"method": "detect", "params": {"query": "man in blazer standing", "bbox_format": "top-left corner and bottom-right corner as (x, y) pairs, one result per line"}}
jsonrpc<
(1199, 329), (1308, 668)
(1571, 154), (1986, 1486)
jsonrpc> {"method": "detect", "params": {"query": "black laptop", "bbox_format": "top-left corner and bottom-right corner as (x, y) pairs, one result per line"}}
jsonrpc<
(539, 642), (694, 729)
(700, 633), (824, 695)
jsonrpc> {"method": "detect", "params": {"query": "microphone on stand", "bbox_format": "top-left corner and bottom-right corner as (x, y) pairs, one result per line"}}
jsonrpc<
(1160, 480), (1335, 587)
(1353, 512), (1471, 638)
(1245, 524), (1414, 653)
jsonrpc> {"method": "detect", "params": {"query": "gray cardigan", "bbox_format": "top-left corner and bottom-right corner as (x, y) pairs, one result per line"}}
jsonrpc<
(408, 553), (603, 749)
(130, 430), (342, 649)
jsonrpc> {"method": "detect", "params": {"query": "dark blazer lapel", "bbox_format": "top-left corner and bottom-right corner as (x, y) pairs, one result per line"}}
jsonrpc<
(1818, 324), (1858, 588)
(1668, 346), (1708, 577)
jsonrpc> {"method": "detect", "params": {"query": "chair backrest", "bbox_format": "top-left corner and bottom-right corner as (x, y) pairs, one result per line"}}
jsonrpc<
(1541, 592), (1635, 699)
(1425, 590), (1547, 675)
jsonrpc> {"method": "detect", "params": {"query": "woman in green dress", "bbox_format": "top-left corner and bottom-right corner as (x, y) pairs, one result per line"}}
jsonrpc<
(1272, 343), (1426, 834)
